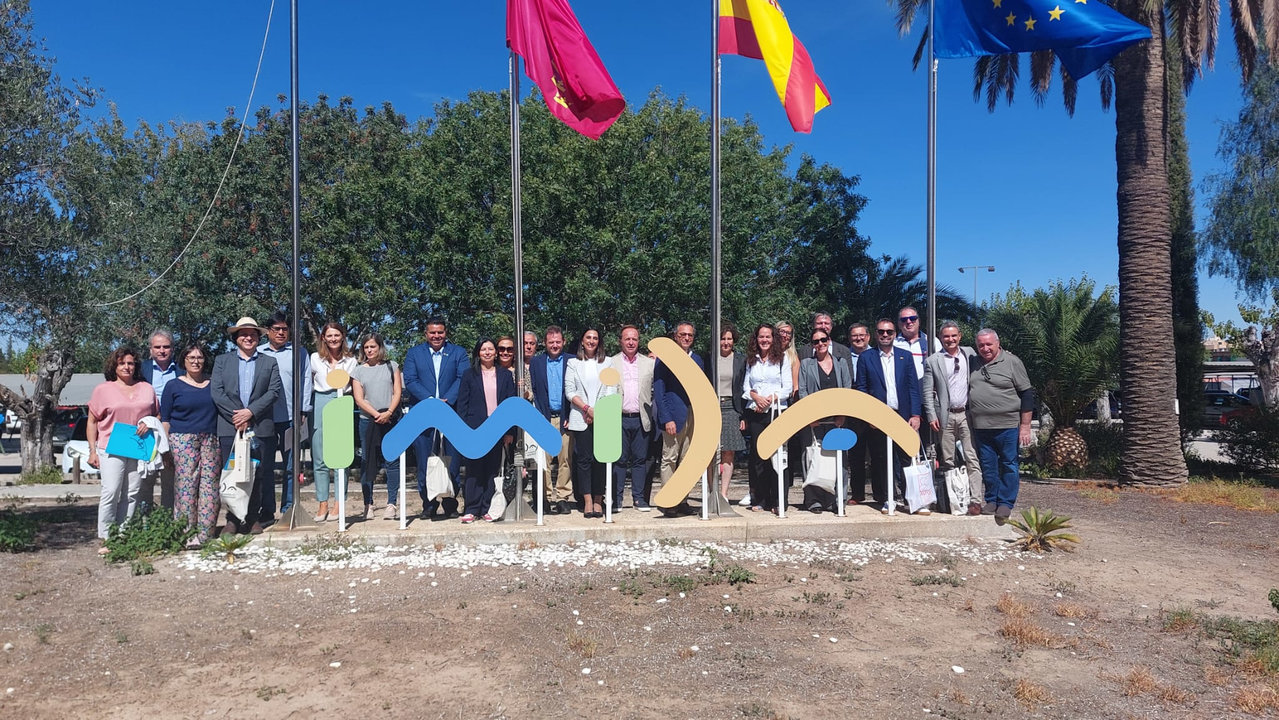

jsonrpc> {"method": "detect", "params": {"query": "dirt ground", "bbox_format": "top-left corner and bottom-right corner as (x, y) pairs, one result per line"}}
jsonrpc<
(1, 481), (1277, 719)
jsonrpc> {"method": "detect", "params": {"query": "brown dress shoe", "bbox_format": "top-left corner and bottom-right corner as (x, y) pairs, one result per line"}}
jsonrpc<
(967, 502), (982, 516)
(248, 522), (265, 535)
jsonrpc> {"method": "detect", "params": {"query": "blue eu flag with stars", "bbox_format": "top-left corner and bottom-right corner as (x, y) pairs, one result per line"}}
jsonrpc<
(934, 0), (1151, 79)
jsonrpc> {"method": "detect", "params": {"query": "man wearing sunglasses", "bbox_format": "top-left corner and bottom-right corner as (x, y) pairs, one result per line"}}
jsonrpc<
(855, 319), (922, 513)
(894, 307), (940, 381)
(922, 321), (983, 515)
(968, 329), (1035, 524)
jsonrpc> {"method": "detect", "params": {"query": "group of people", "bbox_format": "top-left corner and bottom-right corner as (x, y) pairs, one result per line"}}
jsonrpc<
(83, 306), (1034, 546)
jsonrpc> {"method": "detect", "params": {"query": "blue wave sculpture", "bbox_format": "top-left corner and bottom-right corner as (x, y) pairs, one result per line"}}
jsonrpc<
(381, 397), (563, 460)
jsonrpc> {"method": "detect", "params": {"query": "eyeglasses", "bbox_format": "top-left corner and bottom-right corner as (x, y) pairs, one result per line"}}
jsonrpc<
(497, 347), (514, 353)
(876, 329), (895, 335)
(952, 356), (961, 375)
(269, 326), (289, 332)
(900, 315), (919, 323)
(813, 338), (830, 345)
(676, 332), (694, 338)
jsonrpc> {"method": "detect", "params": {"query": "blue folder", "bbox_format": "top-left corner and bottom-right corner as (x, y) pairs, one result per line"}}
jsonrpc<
(105, 423), (157, 462)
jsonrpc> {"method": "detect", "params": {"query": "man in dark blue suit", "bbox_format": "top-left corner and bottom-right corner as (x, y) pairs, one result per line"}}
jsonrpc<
(652, 321), (705, 515)
(403, 318), (468, 519)
(855, 318), (923, 513)
(528, 326), (573, 514)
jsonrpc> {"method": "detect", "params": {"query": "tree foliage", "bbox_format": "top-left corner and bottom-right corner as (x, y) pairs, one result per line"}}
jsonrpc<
(1202, 51), (1279, 299)
(986, 277), (1119, 428)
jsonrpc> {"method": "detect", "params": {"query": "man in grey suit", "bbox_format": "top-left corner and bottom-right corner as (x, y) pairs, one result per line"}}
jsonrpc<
(609, 325), (656, 511)
(211, 316), (284, 535)
(799, 311), (853, 366)
(922, 321), (984, 515)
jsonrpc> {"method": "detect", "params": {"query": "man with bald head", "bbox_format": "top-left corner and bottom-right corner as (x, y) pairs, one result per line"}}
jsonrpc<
(967, 329), (1034, 524)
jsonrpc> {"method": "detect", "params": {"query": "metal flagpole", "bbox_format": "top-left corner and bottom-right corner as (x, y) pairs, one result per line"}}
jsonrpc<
(926, 0), (938, 347)
(705, 0), (735, 519)
(286, 0), (314, 530)
(507, 48), (535, 523)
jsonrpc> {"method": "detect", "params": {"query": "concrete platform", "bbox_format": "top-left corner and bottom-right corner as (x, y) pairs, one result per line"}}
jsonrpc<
(256, 502), (1017, 549)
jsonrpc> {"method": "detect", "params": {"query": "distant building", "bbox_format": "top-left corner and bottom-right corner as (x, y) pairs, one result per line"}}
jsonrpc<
(1202, 336), (1233, 362)
(0, 374), (99, 408)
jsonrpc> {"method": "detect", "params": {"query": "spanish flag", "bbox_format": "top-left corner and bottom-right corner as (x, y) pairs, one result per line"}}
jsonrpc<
(719, 0), (831, 133)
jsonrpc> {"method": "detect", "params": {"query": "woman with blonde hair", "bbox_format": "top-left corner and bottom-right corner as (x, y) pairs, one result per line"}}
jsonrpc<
(309, 322), (358, 521)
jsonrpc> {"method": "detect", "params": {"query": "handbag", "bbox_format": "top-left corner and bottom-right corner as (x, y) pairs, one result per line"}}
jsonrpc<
(219, 430), (255, 519)
(424, 433), (454, 501)
(946, 441), (973, 515)
(802, 436), (839, 493)
(902, 452), (937, 513)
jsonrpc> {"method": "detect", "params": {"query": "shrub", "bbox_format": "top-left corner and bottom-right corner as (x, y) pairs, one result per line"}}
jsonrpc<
(1213, 406), (1279, 474)
(0, 510), (38, 552)
(1006, 506), (1080, 553)
(1076, 421), (1123, 478)
(18, 465), (63, 485)
(104, 508), (195, 563)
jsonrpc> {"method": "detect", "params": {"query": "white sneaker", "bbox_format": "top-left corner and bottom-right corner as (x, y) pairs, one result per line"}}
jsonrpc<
(384, 504), (397, 520)
(737, 493), (752, 507)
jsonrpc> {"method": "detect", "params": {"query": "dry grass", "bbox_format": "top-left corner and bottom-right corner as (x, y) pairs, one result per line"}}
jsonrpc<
(947, 686), (970, 705)
(677, 646), (697, 660)
(1013, 678), (1051, 708)
(1076, 485), (1120, 505)
(1203, 665), (1232, 687)
(1053, 601), (1098, 619)
(1000, 618), (1065, 648)
(564, 629), (597, 659)
(1233, 684), (1279, 714)
(517, 539), (539, 551)
(1162, 607), (1199, 632)
(1157, 479), (1279, 513)
(1113, 666), (1194, 705)
(996, 593), (1032, 618)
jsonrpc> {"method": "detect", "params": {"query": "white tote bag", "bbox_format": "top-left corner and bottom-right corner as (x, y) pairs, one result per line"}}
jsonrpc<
(946, 441), (973, 514)
(424, 434), (454, 502)
(802, 439), (839, 493)
(219, 430), (254, 519)
(902, 453), (937, 513)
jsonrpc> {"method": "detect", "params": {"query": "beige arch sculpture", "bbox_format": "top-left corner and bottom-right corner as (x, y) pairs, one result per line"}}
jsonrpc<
(649, 337), (723, 509)
(756, 388), (921, 460)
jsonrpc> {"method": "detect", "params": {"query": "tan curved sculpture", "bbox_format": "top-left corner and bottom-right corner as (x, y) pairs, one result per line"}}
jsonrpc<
(756, 388), (920, 460)
(649, 337), (722, 509)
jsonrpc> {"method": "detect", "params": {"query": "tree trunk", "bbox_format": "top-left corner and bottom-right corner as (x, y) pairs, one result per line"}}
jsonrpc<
(0, 345), (76, 474)
(1242, 322), (1279, 409)
(1095, 394), (1112, 423)
(1111, 2), (1189, 486)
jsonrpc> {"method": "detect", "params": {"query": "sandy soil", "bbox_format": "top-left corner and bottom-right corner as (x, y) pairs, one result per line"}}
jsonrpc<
(1, 481), (1277, 719)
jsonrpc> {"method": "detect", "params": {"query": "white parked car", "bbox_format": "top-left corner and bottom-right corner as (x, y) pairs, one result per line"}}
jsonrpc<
(60, 440), (100, 478)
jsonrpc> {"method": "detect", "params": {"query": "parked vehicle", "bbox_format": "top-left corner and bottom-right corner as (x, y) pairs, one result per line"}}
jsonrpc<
(1201, 390), (1251, 426)
(51, 407), (87, 450)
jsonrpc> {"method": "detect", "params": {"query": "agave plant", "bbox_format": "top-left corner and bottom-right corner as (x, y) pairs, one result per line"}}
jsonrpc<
(200, 534), (254, 564)
(1006, 507), (1080, 553)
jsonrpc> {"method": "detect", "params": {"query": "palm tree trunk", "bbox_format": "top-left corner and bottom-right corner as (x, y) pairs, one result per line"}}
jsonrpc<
(1111, 0), (1188, 486)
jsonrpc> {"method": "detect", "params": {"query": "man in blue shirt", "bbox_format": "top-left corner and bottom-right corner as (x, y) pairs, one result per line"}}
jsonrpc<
(140, 329), (182, 512)
(529, 325), (573, 515)
(258, 311), (312, 516)
(403, 318), (468, 519)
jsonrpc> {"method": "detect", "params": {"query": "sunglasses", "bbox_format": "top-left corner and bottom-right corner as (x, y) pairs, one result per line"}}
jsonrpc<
(813, 337), (830, 345)
(877, 329), (895, 335)
(497, 347), (515, 353)
(900, 315), (919, 323)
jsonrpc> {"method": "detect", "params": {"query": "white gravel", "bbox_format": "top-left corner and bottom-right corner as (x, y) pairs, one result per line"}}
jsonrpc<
(172, 537), (1017, 575)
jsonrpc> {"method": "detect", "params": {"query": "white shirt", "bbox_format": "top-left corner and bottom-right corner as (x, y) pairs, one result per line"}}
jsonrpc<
(943, 350), (969, 408)
(742, 355), (793, 411)
(309, 353), (358, 393)
(880, 348), (899, 411)
(895, 333), (939, 380)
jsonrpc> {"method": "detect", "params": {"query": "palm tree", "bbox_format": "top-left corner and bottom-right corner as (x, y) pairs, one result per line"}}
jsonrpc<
(840, 254), (975, 330)
(986, 278), (1119, 469)
(891, 0), (1276, 486)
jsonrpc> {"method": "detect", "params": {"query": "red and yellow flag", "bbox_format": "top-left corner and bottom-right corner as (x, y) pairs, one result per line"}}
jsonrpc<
(719, 0), (831, 133)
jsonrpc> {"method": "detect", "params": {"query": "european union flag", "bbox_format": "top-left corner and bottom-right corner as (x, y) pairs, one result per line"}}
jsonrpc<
(934, 0), (1152, 79)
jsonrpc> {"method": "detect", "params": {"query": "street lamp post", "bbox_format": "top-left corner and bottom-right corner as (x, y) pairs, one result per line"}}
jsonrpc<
(958, 265), (996, 314)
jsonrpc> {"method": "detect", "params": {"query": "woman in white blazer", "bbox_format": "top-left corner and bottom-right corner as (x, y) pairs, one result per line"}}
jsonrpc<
(565, 328), (613, 518)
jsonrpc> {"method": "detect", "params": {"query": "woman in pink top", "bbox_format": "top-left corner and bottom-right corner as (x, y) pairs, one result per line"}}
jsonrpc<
(87, 346), (159, 545)
(456, 339), (515, 523)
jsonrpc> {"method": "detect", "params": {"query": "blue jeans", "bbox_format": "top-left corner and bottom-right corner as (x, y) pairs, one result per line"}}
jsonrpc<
(975, 427), (1020, 508)
(359, 416), (401, 507)
(612, 415), (650, 506)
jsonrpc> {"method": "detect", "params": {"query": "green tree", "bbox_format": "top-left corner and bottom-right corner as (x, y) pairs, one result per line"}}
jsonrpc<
(891, 0), (1275, 486)
(986, 278), (1120, 470)
(840, 254), (974, 331)
(0, 0), (96, 472)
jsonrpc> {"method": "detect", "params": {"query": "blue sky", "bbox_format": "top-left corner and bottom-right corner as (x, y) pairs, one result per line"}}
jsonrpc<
(30, 0), (1251, 330)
